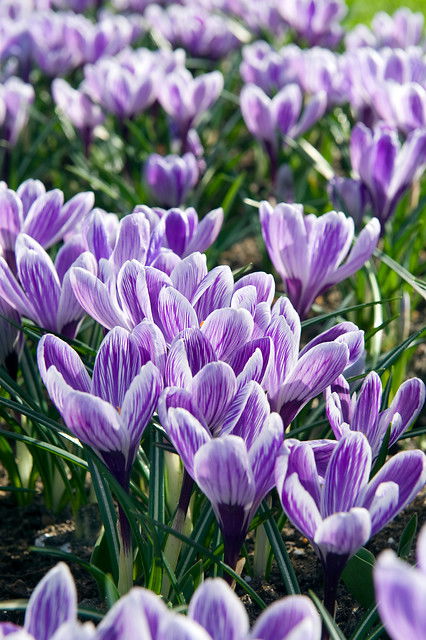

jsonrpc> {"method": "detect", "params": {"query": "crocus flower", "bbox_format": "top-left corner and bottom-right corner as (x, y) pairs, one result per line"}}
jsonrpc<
(328, 176), (370, 226)
(0, 180), (94, 269)
(0, 234), (96, 338)
(0, 76), (34, 146)
(158, 68), (223, 149)
(277, 0), (347, 48)
(257, 296), (364, 426)
(38, 326), (163, 593)
(160, 389), (283, 574)
(144, 153), (199, 207)
(372, 82), (426, 135)
(37, 326), (163, 491)
(374, 524), (426, 640)
(240, 41), (300, 94)
(145, 5), (241, 60)
(350, 123), (426, 224)
(0, 563), (78, 640)
(259, 201), (381, 318)
(83, 55), (156, 119)
(52, 78), (104, 153)
(371, 8), (424, 49)
(276, 431), (426, 614)
(326, 371), (425, 459)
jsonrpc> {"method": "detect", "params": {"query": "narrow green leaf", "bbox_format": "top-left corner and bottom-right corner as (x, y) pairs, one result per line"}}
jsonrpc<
(350, 606), (379, 640)
(259, 503), (300, 595)
(398, 513), (418, 559)
(309, 590), (347, 640)
(341, 548), (375, 609)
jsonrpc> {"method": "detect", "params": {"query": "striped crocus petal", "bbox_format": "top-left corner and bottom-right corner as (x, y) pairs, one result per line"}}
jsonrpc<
(24, 563), (77, 640)
(188, 579), (249, 640)
(249, 595), (321, 640)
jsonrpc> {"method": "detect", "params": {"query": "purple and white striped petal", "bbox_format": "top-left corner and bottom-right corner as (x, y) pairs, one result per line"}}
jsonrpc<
(322, 432), (371, 517)
(24, 563), (77, 640)
(386, 377), (425, 447)
(191, 362), (237, 433)
(184, 208), (224, 256)
(166, 407), (211, 478)
(249, 595), (321, 640)
(170, 252), (208, 300)
(201, 308), (254, 361)
(276, 471), (322, 542)
(62, 391), (127, 455)
(314, 508), (371, 559)
(110, 213), (150, 270)
(248, 412), (283, 505)
(188, 578), (249, 640)
(96, 588), (152, 640)
(158, 287), (198, 343)
(22, 189), (64, 248)
(70, 267), (129, 330)
(37, 334), (91, 394)
(191, 266), (234, 321)
(158, 615), (212, 640)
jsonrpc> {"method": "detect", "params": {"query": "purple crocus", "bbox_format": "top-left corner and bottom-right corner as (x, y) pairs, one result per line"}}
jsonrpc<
(371, 8), (424, 49)
(240, 41), (300, 94)
(326, 371), (425, 460)
(159, 376), (283, 576)
(350, 123), (426, 224)
(0, 76), (34, 146)
(275, 432), (426, 615)
(259, 201), (381, 318)
(373, 82), (426, 135)
(240, 84), (327, 178)
(38, 326), (163, 593)
(0, 180), (94, 269)
(158, 68), (223, 151)
(374, 524), (426, 640)
(144, 153), (199, 207)
(0, 563), (78, 640)
(277, 0), (347, 48)
(52, 78), (104, 154)
(0, 234), (96, 338)
(145, 5), (241, 60)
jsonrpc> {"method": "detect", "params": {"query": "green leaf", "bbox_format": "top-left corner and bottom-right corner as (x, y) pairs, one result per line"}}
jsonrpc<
(375, 249), (426, 300)
(309, 590), (347, 640)
(341, 547), (375, 608)
(259, 503), (300, 595)
(398, 513), (418, 559)
(350, 606), (379, 640)
(370, 424), (391, 478)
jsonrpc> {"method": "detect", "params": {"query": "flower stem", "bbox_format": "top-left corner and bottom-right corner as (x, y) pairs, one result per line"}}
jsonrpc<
(161, 470), (194, 596)
(117, 505), (133, 595)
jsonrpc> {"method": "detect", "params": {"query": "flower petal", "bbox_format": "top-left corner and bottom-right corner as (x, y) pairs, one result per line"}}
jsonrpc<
(201, 308), (254, 361)
(250, 595), (321, 640)
(191, 362), (237, 433)
(314, 508), (371, 560)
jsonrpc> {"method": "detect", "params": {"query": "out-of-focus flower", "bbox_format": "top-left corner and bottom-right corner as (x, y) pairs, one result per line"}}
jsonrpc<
(52, 78), (104, 152)
(350, 123), (426, 224)
(373, 81), (426, 134)
(259, 201), (380, 317)
(363, 8), (425, 50)
(374, 524), (426, 640)
(0, 234), (96, 338)
(0, 77), (34, 146)
(276, 432), (426, 612)
(240, 41), (300, 94)
(326, 371), (425, 459)
(144, 153), (199, 207)
(328, 176), (370, 225)
(277, 0), (347, 48)
(158, 68), (223, 144)
(145, 5), (241, 60)
(240, 83), (327, 144)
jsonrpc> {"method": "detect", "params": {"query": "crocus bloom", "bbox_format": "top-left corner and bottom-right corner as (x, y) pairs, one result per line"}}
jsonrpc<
(52, 78), (104, 152)
(240, 83), (327, 144)
(0, 180), (94, 268)
(259, 201), (381, 317)
(276, 432), (426, 614)
(0, 234), (96, 338)
(158, 68), (223, 143)
(240, 41), (300, 94)
(144, 153), (199, 207)
(0, 563), (78, 640)
(371, 8), (424, 49)
(145, 5), (241, 60)
(277, 0), (347, 48)
(374, 524), (426, 640)
(0, 76), (34, 146)
(373, 82), (426, 135)
(326, 371), (425, 459)
(350, 123), (426, 224)
(257, 296), (364, 426)
(38, 326), (163, 491)
(160, 386), (283, 572)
